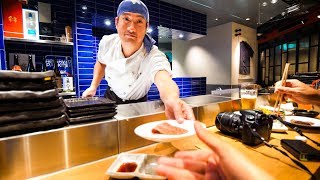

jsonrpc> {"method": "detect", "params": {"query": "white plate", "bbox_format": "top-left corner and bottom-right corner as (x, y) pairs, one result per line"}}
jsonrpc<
(134, 120), (204, 142)
(272, 120), (288, 132)
(284, 116), (320, 128)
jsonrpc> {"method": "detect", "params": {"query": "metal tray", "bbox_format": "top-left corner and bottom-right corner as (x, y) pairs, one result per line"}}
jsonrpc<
(63, 97), (116, 109)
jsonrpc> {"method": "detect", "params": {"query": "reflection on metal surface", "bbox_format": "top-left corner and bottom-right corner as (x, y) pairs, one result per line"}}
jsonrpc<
(182, 95), (235, 106)
(0, 94), (256, 180)
(119, 113), (167, 153)
(115, 101), (165, 120)
(0, 119), (118, 180)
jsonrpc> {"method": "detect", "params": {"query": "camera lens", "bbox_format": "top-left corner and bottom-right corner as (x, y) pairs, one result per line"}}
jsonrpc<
(216, 112), (242, 135)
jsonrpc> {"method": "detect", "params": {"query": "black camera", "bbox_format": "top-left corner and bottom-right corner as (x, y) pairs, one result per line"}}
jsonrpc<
(215, 110), (274, 146)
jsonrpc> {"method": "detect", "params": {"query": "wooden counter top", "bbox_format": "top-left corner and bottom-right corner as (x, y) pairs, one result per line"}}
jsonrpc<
(32, 127), (320, 180)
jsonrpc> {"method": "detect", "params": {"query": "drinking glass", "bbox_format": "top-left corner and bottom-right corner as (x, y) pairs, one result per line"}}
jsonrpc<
(240, 83), (258, 110)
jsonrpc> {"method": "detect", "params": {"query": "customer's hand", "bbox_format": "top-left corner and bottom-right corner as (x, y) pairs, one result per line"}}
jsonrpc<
(156, 121), (273, 180)
(82, 86), (97, 98)
(275, 79), (320, 105)
(163, 98), (195, 123)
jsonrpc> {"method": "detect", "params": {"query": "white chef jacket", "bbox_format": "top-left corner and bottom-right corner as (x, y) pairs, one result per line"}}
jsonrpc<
(98, 34), (172, 100)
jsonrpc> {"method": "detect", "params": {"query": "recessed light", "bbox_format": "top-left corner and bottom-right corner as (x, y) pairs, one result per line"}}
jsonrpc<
(317, 15), (320, 19)
(246, 18), (250, 21)
(215, 18), (219, 21)
(104, 19), (111, 26)
(179, 34), (184, 38)
(270, 0), (278, 4)
(147, 28), (153, 33)
(262, 2), (267, 6)
(82, 5), (87, 10)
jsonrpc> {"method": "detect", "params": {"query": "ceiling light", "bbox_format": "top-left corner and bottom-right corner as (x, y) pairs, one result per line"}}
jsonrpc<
(270, 0), (278, 4)
(147, 28), (153, 33)
(215, 18), (219, 21)
(262, 2), (267, 6)
(82, 5), (87, 10)
(317, 15), (320, 19)
(104, 19), (111, 26)
(179, 34), (184, 38)
(246, 18), (250, 21)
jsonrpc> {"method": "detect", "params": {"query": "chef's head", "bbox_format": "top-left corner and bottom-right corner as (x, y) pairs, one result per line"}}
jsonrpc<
(117, 0), (149, 22)
(116, 0), (155, 53)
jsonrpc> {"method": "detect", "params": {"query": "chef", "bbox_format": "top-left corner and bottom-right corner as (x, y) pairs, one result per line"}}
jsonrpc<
(82, 0), (194, 122)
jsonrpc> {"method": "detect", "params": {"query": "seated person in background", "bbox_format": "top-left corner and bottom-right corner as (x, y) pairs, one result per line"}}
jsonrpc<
(156, 121), (273, 180)
(275, 79), (320, 106)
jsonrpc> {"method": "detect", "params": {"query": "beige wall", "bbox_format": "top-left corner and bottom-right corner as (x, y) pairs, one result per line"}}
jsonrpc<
(231, 22), (258, 85)
(172, 23), (232, 85)
(172, 22), (257, 86)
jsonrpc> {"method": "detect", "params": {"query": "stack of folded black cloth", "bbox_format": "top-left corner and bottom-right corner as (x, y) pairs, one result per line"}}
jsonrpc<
(63, 97), (117, 124)
(0, 70), (67, 137)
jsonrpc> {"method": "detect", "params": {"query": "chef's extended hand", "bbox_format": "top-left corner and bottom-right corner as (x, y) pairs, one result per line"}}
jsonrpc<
(154, 70), (195, 123)
(164, 98), (195, 123)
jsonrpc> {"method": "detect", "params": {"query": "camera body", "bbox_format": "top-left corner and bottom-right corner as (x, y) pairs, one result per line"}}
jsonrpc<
(215, 110), (273, 146)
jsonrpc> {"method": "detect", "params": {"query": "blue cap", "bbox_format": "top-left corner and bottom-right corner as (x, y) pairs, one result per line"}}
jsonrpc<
(117, 0), (149, 22)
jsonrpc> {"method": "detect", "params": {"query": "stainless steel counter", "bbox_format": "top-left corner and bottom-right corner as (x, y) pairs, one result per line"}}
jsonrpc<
(0, 94), (242, 180)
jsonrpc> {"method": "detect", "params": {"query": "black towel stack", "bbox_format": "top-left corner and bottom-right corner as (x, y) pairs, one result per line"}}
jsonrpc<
(0, 70), (67, 137)
(63, 97), (117, 124)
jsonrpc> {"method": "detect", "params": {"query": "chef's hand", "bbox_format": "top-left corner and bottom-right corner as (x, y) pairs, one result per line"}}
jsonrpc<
(163, 98), (195, 123)
(275, 79), (320, 105)
(156, 122), (273, 180)
(82, 86), (97, 98)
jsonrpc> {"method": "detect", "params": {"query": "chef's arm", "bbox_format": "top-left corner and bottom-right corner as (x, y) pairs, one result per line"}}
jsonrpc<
(90, 61), (106, 89)
(82, 61), (106, 97)
(154, 70), (180, 102)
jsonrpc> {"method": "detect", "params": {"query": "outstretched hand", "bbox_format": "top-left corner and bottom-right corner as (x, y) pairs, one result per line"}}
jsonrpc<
(156, 122), (273, 180)
(163, 98), (195, 123)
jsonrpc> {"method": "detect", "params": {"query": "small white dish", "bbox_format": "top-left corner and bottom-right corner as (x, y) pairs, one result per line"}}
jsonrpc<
(134, 120), (205, 142)
(272, 120), (288, 132)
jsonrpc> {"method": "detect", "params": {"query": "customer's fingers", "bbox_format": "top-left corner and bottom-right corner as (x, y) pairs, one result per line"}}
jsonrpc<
(194, 121), (229, 156)
(174, 150), (212, 162)
(156, 164), (204, 180)
(205, 156), (225, 180)
(158, 157), (207, 174)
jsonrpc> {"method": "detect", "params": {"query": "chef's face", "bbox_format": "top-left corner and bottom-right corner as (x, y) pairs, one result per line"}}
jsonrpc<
(115, 12), (148, 46)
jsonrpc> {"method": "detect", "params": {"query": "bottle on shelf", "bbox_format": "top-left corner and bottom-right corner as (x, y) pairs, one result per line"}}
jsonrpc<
(53, 57), (62, 92)
(12, 54), (22, 71)
(41, 56), (47, 72)
(26, 55), (36, 72)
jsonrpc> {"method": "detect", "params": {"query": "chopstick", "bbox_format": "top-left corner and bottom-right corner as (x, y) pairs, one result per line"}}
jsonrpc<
(273, 63), (290, 115)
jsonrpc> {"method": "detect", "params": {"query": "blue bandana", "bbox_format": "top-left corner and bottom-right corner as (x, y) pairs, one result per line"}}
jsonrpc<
(117, 0), (156, 53)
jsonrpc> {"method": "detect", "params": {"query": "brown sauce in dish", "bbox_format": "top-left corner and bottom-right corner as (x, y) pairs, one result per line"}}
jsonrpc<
(117, 162), (137, 172)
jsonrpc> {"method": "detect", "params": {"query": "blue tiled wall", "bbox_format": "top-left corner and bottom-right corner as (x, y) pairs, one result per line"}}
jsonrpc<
(147, 77), (206, 101)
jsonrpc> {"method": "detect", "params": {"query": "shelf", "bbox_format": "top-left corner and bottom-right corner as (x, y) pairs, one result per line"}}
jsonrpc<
(4, 37), (73, 46)
(59, 92), (77, 96)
